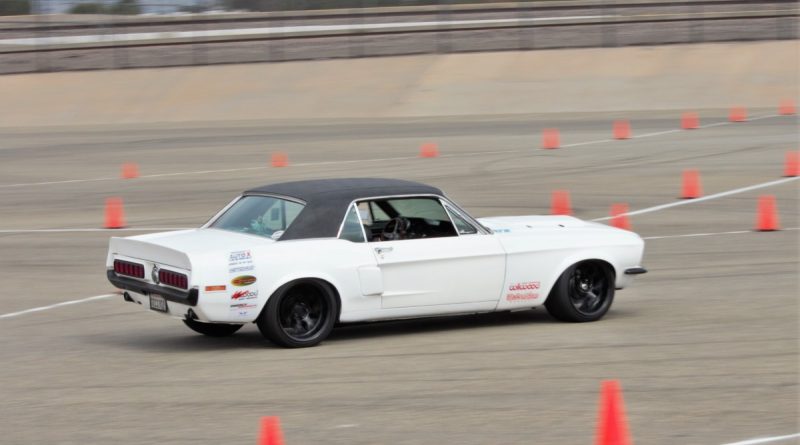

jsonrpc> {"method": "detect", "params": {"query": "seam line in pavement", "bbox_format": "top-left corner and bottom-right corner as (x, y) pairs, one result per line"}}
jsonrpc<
(0, 114), (784, 189)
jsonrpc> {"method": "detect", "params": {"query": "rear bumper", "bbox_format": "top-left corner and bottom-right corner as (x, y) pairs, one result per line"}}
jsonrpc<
(106, 269), (198, 306)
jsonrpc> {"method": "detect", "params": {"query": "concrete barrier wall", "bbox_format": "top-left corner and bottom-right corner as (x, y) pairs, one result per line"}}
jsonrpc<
(0, 40), (797, 128)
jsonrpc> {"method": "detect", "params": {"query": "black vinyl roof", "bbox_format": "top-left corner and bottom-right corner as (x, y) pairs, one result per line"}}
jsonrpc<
(244, 178), (443, 241)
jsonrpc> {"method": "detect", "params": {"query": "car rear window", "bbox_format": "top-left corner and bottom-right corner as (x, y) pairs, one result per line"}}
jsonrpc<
(210, 195), (305, 240)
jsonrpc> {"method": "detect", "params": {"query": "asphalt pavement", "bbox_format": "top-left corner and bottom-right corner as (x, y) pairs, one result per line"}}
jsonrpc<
(0, 109), (797, 444)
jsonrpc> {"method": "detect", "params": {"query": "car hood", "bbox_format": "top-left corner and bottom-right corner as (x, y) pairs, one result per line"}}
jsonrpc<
(479, 215), (593, 231)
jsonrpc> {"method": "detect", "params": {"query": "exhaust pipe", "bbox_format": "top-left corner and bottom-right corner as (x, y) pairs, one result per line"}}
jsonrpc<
(122, 292), (134, 303)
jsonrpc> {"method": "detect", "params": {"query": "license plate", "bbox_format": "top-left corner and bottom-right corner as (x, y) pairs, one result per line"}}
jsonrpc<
(150, 294), (168, 313)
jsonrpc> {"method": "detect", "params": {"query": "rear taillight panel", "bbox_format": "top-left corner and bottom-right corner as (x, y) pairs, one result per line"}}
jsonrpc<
(113, 259), (145, 279)
(159, 269), (188, 290)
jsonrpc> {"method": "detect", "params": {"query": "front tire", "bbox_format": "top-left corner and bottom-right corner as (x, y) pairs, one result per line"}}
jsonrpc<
(183, 318), (243, 337)
(545, 260), (615, 322)
(257, 280), (339, 348)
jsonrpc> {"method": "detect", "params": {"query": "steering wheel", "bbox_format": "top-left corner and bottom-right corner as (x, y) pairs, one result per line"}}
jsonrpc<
(382, 217), (411, 241)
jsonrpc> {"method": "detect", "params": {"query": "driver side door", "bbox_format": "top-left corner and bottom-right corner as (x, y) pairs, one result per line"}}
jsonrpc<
(359, 197), (506, 309)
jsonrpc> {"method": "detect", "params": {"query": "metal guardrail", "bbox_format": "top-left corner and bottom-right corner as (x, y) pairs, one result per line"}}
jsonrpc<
(0, 0), (797, 74)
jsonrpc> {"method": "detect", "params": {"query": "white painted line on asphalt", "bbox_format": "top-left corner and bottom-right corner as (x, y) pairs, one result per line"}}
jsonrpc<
(0, 113), (788, 189)
(746, 114), (783, 122)
(0, 176), (118, 188)
(631, 129), (681, 138)
(562, 138), (614, 148)
(699, 121), (732, 129)
(720, 432), (800, 445)
(0, 15), (614, 47)
(0, 228), (190, 233)
(0, 294), (116, 320)
(643, 227), (798, 240)
(592, 177), (799, 221)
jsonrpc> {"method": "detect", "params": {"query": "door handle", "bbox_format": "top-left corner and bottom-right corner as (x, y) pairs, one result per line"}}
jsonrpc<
(374, 247), (393, 255)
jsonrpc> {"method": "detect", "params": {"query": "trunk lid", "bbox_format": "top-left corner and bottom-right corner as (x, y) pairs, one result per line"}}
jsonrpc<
(108, 228), (274, 269)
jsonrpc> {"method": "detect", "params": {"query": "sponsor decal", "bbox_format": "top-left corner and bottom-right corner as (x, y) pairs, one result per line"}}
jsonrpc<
(494, 228), (511, 233)
(228, 250), (252, 264)
(228, 250), (255, 274)
(227, 251), (258, 317)
(509, 281), (540, 291)
(229, 265), (255, 274)
(229, 302), (258, 318)
(231, 275), (257, 287)
(230, 289), (258, 302)
(205, 285), (227, 292)
(506, 292), (539, 301)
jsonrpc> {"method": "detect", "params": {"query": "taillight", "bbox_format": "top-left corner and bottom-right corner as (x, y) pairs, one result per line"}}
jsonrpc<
(113, 260), (144, 279)
(159, 269), (188, 289)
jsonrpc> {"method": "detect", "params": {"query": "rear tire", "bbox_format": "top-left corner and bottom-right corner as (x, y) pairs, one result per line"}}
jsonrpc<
(257, 280), (338, 348)
(545, 260), (615, 322)
(183, 318), (243, 337)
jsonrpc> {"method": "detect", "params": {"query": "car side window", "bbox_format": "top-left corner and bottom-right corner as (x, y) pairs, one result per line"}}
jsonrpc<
(445, 204), (479, 235)
(361, 197), (457, 242)
(339, 204), (366, 243)
(211, 195), (305, 240)
(369, 202), (389, 222)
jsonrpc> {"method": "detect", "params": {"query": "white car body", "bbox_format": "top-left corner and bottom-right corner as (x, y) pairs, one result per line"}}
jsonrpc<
(106, 179), (645, 336)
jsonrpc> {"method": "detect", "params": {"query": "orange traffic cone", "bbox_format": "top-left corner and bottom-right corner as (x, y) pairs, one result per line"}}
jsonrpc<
(729, 106), (747, 122)
(596, 380), (632, 445)
(419, 142), (439, 158)
(784, 151), (800, 177)
(542, 128), (561, 149)
(258, 417), (284, 445)
(779, 100), (796, 115)
(271, 152), (288, 168)
(121, 163), (139, 179)
(680, 169), (702, 199)
(610, 203), (631, 231)
(755, 195), (780, 231)
(104, 197), (126, 229)
(551, 190), (572, 216)
(613, 120), (631, 140)
(681, 112), (699, 129)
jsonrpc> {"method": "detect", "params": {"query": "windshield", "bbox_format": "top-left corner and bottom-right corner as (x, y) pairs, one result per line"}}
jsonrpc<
(210, 195), (305, 239)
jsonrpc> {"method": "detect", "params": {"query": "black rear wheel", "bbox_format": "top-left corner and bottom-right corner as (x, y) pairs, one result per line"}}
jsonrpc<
(545, 261), (615, 322)
(257, 280), (338, 348)
(183, 318), (243, 337)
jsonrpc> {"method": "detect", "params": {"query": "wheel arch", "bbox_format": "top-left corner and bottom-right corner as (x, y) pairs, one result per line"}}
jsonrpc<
(544, 255), (617, 302)
(256, 276), (342, 323)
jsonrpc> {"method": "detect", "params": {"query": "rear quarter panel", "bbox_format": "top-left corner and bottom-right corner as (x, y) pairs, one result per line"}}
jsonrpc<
(195, 238), (377, 323)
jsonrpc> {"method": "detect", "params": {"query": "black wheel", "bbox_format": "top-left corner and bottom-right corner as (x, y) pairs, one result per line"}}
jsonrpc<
(182, 318), (243, 337)
(257, 280), (339, 348)
(545, 261), (615, 322)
